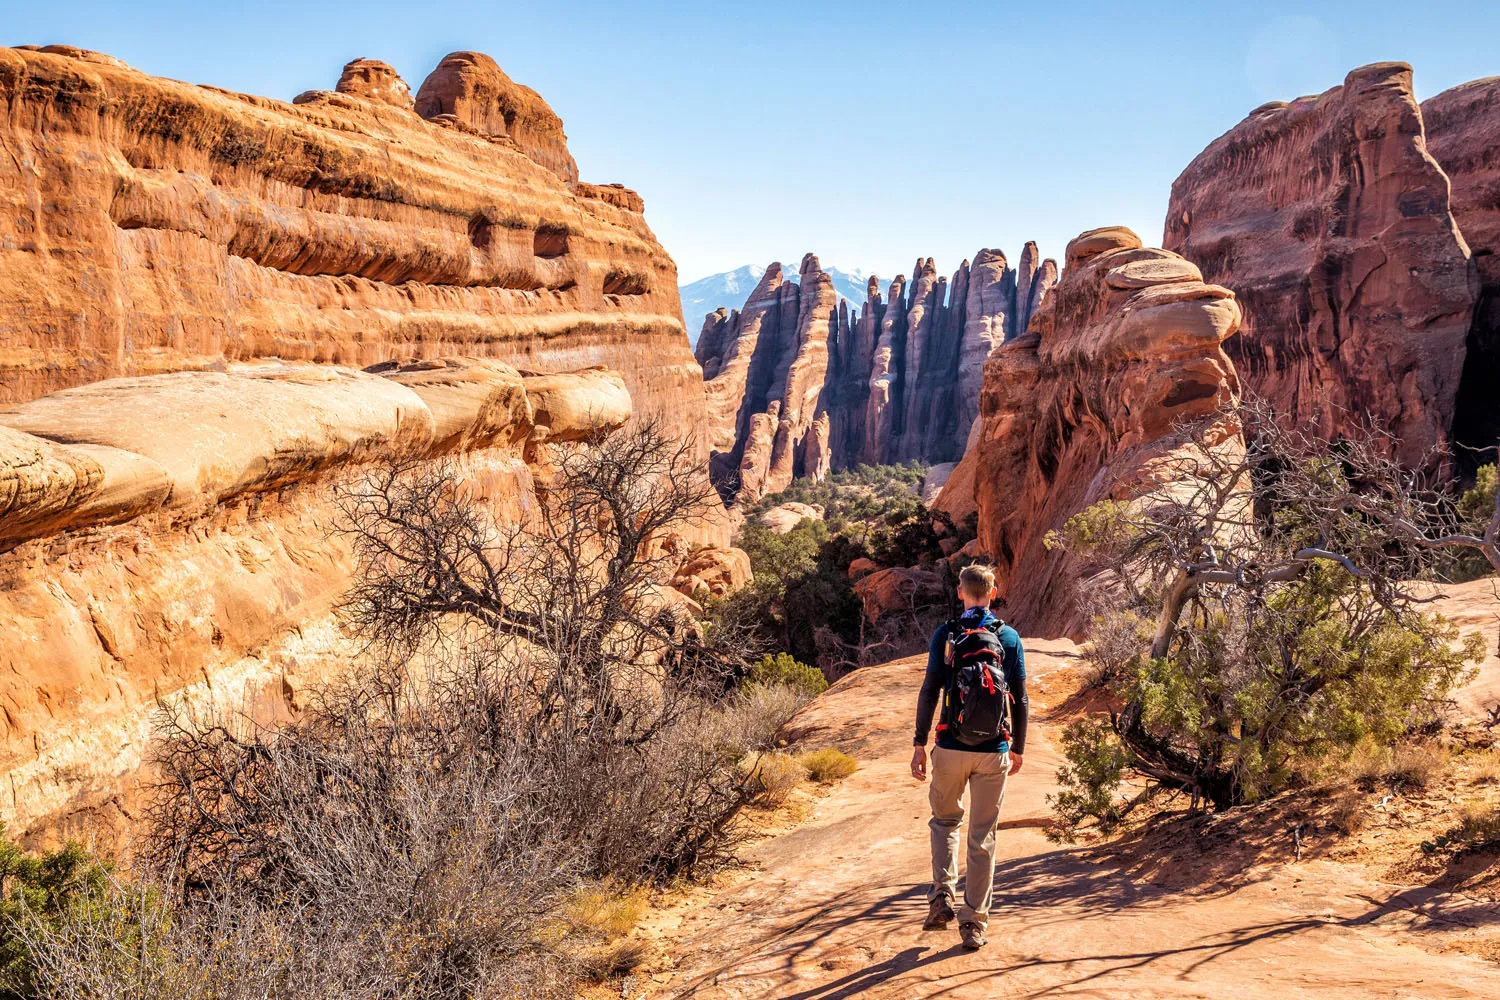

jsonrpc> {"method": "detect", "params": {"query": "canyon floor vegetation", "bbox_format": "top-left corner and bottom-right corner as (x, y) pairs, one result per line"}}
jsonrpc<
(0, 423), (825, 1000)
(720, 462), (970, 675)
(1047, 402), (1500, 840)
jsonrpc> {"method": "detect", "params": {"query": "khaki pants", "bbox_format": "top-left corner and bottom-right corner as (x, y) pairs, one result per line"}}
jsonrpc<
(927, 746), (1009, 929)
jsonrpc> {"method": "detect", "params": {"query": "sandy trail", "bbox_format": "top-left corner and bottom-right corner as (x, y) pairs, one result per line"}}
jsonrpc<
(655, 639), (1500, 999)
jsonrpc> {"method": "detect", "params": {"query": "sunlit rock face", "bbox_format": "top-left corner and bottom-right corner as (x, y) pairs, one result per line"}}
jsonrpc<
(0, 45), (736, 843)
(694, 246), (1056, 503)
(950, 227), (1243, 638)
(1165, 62), (1476, 471)
(0, 44), (705, 454)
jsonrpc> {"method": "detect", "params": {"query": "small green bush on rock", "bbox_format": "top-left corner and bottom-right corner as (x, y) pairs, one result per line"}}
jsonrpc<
(750, 654), (828, 697)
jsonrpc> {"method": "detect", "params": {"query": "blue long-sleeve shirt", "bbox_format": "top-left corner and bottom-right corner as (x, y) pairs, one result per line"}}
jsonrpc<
(914, 607), (1028, 754)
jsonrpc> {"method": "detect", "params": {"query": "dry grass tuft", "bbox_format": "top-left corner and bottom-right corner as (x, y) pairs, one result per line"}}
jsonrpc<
(578, 938), (651, 983)
(1455, 798), (1500, 847)
(798, 748), (858, 783)
(748, 752), (804, 807)
(565, 881), (650, 939)
(1388, 743), (1448, 791)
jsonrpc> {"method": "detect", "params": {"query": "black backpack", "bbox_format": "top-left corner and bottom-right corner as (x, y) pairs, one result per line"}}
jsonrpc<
(939, 618), (1012, 747)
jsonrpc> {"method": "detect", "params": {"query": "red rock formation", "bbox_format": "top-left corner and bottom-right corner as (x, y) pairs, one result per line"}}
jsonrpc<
(953, 227), (1242, 637)
(0, 46), (742, 842)
(1164, 63), (1476, 469)
(413, 50), (578, 182)
(0, 45), (701, 455)
(334, 57), (415, 111)
(0, 358), (640, 837)
(695, 246), (1057, 502)
(1422, 77), (1500, 462)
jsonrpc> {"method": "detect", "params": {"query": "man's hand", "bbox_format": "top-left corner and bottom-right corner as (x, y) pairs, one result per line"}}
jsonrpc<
(1008, 752), (1024, 776)
(911, 745), (928, 781)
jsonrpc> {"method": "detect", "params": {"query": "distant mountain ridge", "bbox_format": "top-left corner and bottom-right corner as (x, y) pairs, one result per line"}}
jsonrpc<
(681, 263), (872, 343)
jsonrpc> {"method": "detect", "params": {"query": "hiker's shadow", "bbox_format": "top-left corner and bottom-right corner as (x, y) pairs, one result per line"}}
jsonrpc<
(776, 943), (968, 1000)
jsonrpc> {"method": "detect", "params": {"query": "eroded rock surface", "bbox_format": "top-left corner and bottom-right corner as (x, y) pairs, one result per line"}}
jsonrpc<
(951, 227), (1242, 637)
(0, 45), (702, 453)
(695, 246), (1056, 502)
(1423, 77), (1500, 463)
(1164, 63), (1475, 469)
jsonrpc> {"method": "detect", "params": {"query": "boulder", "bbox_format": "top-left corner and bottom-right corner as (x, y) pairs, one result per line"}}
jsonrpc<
(370, 357), (533, 453)
(334, 58), (414, 111)
(519, 368), (633, 442)
(852, 567), (946, 624)
(671, 546), (753, 599)
(847, 557), (879, 580)
(758, 501), (824, 534)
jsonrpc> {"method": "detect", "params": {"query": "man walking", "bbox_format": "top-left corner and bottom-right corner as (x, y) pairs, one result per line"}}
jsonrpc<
(910, 564), (1028, 950)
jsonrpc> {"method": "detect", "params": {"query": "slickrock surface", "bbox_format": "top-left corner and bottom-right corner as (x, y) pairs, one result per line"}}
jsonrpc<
(947, 227), (1241, 637)
(0, 359), (654, 839)
(643, 639), (1500, 999)
(1423, 77), (1500, 462)
(1164, 63), (1476, 469)
(694, 247), (1056, 503)
(0, 45), (705, 453)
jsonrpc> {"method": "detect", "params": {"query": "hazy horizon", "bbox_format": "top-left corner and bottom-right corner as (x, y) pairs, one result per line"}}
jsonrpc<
(10, 1), (1499, 286)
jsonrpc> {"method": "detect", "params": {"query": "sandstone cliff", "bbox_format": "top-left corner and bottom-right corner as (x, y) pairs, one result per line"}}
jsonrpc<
(1163, 63), (1476, 470)
(0, 46), (740, 843)
(939, 227), (1242, 637)
(0, 359), (642, 840)
(695, 246), (1057, 502)
(0, 45), (704, 452)
(1422, 77), (1500, 464)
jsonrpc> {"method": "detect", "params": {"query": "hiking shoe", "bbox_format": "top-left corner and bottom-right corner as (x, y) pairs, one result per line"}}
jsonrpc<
(923, 894), (955, 930)
(960, 921), (987, 950)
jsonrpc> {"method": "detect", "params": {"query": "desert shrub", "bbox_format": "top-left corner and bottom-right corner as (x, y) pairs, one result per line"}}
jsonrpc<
(0, 834), (115, 1000)
(725, 464), (958, 671)
(798, 748), (857, 783)
(1449, 464), (1499, 582)
(710, 683), (806, 755)
(747, 753), (803, 807)
(20, 421), (802, 1000)
(750, 653), (828, 697)
(1047, 721), (1134, 841)
(1046, 401), (1488, 837)
(1453, 799), (1500, 847)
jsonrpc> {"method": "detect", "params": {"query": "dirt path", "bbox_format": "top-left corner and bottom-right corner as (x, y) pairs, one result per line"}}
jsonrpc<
(651, 640), (1500, 999)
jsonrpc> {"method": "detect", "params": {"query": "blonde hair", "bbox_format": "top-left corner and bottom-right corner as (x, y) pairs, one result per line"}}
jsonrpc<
(958, 564), (996, 600)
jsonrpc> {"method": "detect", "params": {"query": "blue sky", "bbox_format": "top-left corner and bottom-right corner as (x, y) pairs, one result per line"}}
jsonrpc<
(8, 1), (1499, 285)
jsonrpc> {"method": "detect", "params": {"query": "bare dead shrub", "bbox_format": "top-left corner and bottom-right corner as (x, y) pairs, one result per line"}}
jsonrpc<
(93, 420), (794, 999)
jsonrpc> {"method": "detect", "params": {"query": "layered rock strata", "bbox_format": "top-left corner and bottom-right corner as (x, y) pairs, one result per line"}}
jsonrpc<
(1164, 63), (1476, 469)
(1422, 77), (1500, 465)
(939, 227), (1243, 637)
(0, 46), (704, 453)
(0, 359), (647, 840)
(694, 246), (1057, 502)
(0, 45), (742, 843)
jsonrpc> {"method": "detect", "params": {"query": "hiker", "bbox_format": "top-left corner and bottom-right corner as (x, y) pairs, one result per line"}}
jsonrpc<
(910, 563), (1028, 951)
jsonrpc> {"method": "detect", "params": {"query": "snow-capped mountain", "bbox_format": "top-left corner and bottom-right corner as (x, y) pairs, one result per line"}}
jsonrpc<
(680, 262), (876, 344)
